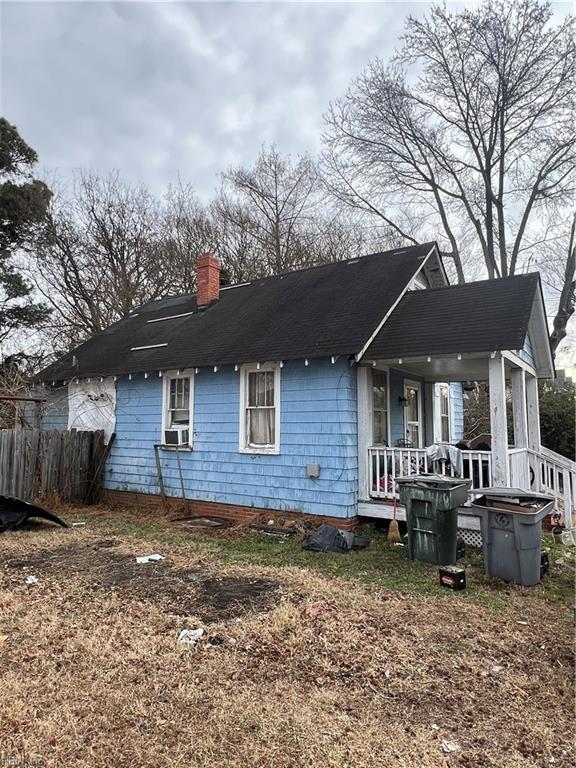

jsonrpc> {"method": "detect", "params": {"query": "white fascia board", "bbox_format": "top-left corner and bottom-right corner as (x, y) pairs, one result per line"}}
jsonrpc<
(356, 244), (437, 363)
(529, 285), (555, 379)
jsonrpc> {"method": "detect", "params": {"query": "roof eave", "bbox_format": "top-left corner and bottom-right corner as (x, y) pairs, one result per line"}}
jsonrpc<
(529, 277), (555, 379)
(355, 242), (438, 363)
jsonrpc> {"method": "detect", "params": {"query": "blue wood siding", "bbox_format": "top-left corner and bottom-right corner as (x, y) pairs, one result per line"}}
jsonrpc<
(38, 387), (69, 430)
(450, 383), (464, 441)
(520, 334), (535, 366)
(104, 358), (358, 518)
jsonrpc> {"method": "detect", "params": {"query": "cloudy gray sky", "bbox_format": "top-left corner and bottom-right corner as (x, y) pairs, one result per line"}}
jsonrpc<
(0, 0), (437, 198)
(1, 1), (574, 367)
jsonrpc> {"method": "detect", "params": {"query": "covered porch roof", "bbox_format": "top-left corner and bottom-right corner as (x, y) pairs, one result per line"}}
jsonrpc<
(361, 272), (554, 379)
(364, 351), (534, 383)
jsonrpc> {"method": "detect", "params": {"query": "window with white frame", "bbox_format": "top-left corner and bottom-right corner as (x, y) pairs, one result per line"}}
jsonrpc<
(240, 364), (280, 453)
(372, 370), (389, 445)
(439, 384), (451, 442)
(162, 371), (193, 446)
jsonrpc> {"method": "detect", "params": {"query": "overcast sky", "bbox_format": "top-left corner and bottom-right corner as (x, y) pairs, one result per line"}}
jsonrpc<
(0, 0), (438, 198)
(2, 1), (571, 197)
(1, 1), (574, 367)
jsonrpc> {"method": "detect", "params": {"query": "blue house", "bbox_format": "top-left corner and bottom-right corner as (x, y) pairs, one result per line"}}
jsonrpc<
(37, 244), (575, 528)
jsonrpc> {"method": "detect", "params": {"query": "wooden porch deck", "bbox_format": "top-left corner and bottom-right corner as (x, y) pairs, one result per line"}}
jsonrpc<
(358, 499), (481, 529)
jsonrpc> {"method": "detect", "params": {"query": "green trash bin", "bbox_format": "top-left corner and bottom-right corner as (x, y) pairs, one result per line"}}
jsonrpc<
(396, 475), (472, 565)
(469, 489), (554, 586)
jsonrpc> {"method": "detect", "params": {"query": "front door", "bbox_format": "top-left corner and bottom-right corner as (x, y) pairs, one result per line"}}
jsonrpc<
(404, 381), (422, 447)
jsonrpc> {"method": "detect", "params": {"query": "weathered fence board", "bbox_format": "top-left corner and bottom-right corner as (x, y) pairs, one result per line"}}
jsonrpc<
(0, 428), (107, 503)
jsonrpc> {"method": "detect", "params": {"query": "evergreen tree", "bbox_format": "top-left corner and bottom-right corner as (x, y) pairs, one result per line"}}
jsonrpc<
(538, 379), (575, 461)
(0, 117), (51, 344)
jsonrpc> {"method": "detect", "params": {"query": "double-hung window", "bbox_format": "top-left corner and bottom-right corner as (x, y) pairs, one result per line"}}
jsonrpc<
(438, 384), (451, 442)
(162, 371), (193, 447)
(240, 364), (280, 453)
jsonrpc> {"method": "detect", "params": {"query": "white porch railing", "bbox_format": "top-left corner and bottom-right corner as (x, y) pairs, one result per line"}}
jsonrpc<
(369, 445), (576, 527)
(368, 447), (492, 499)
(528, 447), (575, 526)
(508, 447), (532, 490)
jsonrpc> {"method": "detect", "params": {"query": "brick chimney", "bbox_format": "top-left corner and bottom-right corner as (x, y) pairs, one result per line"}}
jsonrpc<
(196, 252), (220, 306)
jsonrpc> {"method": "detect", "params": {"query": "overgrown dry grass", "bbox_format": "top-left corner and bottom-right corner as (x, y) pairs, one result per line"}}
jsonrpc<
(0, 505), (574, 768)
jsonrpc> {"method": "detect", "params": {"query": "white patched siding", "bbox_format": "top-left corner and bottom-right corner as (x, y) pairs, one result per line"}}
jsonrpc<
(68, 378), (116, 443)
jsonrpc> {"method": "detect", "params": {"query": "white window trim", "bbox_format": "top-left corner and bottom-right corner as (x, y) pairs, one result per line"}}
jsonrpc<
(370, 365), (390, 446)
(161, 369), (194, 448)
(435, 383), (452, 443)
(403, 379), (423, 448)
(239, 362), (281, 455)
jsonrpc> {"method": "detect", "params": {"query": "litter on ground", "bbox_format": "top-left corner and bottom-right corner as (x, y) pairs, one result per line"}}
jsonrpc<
(171, 516), (229, 529)
(135, 554), (165, 564)
(177, 628), (205, 645)
(302, 524), (369, 554)
(25, 575), (38, 586)
(249, 523), (298, 537)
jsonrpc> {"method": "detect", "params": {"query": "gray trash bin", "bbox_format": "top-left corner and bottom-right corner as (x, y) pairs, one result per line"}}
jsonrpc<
(469, 489), (554, 586)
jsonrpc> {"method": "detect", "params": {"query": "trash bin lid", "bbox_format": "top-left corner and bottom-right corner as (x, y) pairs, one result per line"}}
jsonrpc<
(472, 488), (554, 501)
(470, 488), (555, 516)
(395, 474), (471, 489)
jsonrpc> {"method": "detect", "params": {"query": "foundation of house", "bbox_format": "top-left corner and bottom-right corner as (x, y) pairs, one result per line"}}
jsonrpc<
(103, 489), (360, 531)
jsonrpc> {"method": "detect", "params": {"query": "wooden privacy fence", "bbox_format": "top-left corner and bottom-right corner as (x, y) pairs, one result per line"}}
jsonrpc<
(0, 429), (108, 503)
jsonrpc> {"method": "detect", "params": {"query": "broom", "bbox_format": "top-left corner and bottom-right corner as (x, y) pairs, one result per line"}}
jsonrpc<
(387, 496), (401, 544)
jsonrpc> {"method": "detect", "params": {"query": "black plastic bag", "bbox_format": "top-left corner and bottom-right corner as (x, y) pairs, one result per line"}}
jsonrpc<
(302, 524), (369, 554)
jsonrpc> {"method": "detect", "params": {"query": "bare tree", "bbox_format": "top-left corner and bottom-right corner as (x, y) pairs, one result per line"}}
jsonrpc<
(33, 171), (171, 348)
(162, 183), (216, 294)
(210, 194), (273, 282)
(0, 352), (47, 428)
(547, 213), (575, 356)
(301, 213), (372, 265)
(215, 145), (372, 278)
(323, 0), (575, 345)
(218, 146), (320, 275)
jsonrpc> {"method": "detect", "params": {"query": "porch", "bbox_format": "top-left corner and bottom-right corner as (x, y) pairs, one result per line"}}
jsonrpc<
(364, 444), (575, 522)
(357, 350), (575, 528)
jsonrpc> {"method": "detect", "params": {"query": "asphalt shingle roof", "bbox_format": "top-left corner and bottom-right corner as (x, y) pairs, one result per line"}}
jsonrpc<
(363, 273), (540, 360)
(39, 243), (435, 381)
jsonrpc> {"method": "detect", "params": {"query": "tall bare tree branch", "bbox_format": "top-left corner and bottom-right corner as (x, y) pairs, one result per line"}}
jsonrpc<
(322, 0), (575, 348)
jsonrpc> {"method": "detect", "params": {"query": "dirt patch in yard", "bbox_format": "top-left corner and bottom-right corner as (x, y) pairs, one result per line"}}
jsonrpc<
(3, 537), (279, 622)
(0, 511), (574, 768)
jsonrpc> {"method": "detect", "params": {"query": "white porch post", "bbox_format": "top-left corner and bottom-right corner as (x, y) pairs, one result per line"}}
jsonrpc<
(424, 382), (435, 445)
(357, 366), (371, 500)
(489, 355), (510, 486)
(526, 374), (541, 452)
(510, 368), (528, 448)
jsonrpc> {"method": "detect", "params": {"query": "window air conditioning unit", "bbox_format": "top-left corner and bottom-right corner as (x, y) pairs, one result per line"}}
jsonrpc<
(164, 427), (189, 446)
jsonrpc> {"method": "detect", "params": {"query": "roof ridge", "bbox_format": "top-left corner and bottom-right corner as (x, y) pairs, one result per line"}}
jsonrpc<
(235, 241), (435, 286)
(133, 242), (435, 313)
